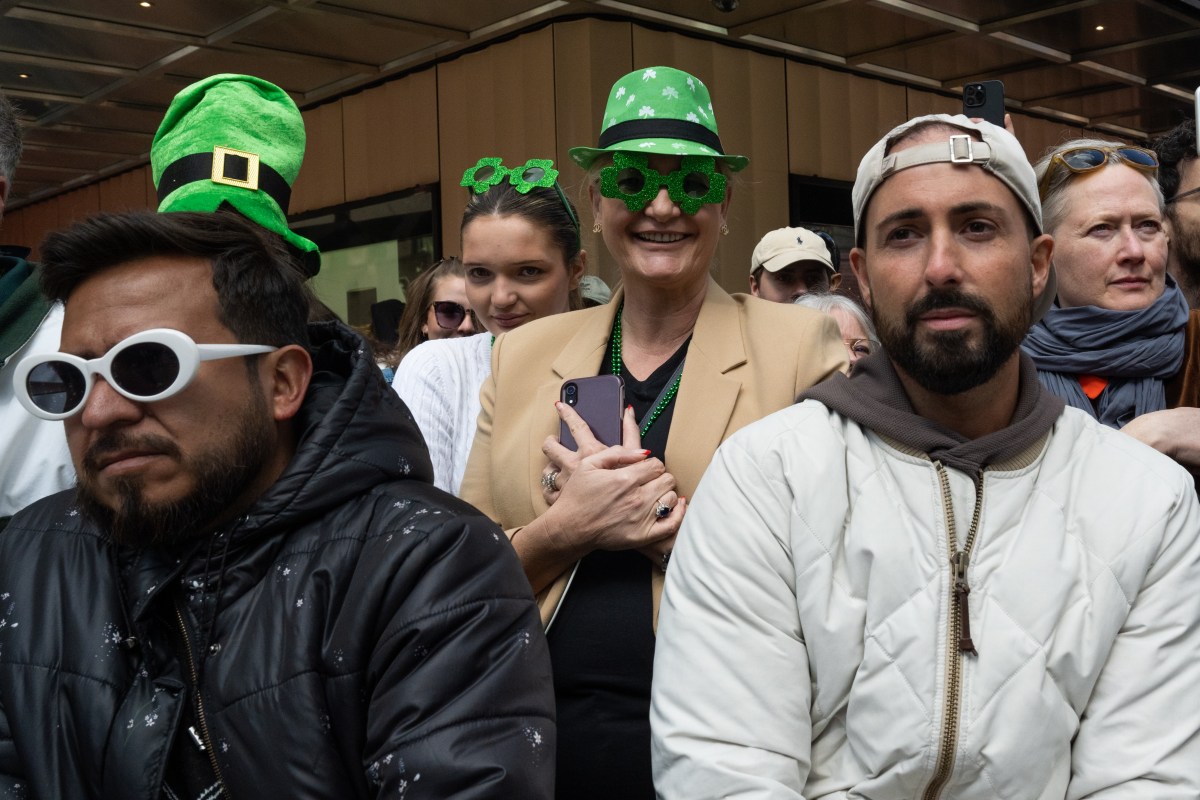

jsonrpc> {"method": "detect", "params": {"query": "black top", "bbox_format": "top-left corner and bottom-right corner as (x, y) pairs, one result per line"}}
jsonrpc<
(547, 335), (690, 800)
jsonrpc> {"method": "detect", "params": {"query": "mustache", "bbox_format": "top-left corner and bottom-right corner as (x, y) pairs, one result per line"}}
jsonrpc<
(82, 432), (182, 473)
(905, 288), (995, 326)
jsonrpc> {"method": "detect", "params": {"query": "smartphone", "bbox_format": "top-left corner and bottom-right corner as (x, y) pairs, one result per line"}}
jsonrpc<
(559, 375), (625, 450)
(963, 80), (1005, 127)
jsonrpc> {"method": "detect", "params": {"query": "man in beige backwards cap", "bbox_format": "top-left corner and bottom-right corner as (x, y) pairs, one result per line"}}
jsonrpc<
(652, 114), (1200, 798)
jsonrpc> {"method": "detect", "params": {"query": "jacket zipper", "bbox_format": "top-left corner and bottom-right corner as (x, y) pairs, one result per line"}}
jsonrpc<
(174, 603), (229, 796)
(921, 465), (984, 800)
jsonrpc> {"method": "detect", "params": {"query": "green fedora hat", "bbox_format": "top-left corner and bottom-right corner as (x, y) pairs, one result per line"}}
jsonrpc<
(152, 73), (320, 274)
(569, 66), (748, 172)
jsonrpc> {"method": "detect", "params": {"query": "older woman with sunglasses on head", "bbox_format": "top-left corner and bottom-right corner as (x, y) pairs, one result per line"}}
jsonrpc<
(460, 67), (845, 799)
(392, 158), (583, 494)
(1022, 139), (1200, 476)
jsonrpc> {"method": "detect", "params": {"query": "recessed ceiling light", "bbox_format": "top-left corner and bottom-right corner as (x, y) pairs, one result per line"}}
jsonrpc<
(1095, 24), (1105, 30)
(18, 73), (29, 79)
(139, 1), (152, 7)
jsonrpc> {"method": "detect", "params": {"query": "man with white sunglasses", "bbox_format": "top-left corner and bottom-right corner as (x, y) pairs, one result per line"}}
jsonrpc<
(0, 209), (555, 798)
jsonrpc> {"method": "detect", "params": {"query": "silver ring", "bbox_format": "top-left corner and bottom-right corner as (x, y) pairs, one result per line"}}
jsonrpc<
(541, 470), (560, 492)
(655, 502), (671, 519)
(660, 550), (671, 571)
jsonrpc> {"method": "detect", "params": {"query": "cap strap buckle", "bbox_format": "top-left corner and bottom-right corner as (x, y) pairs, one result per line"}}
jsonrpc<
(948, 135), (975, 163)
(211, 145), (260, 191)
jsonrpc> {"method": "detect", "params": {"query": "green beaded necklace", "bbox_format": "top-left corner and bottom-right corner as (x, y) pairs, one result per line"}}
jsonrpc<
(609, 303), (684, 438)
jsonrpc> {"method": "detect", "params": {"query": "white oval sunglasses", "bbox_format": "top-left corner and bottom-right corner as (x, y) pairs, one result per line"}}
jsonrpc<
(16, 327), (277, 421)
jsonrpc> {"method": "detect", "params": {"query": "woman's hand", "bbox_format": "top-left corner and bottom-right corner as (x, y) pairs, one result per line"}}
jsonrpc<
(1122, 408), (1200, 471)
(517, 433), (686, 592)
(540, 402), (641, 506)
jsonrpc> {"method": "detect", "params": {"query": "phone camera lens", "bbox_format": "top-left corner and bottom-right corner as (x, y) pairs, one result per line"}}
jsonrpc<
(565, 383), (578, 405)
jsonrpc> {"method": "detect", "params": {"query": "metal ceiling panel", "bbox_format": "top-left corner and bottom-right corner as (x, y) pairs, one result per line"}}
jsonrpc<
(3, 0), (1198, 208)
(21, 0), (269, 37)
(164, 47), (361, 97)
(230, 10), (441, 67)
(0, 15), (180, 68)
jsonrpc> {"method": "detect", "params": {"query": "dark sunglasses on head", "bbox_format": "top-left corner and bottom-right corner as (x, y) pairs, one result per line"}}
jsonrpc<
(15, 328), (277, 420)
(429, 300), (469, 331)
(1038, 145), (1159, 199)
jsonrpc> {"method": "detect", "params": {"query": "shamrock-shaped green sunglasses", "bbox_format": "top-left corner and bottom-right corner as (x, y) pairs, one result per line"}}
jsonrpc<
(461, 157), (579, 241)
(599, 152), (726, 215)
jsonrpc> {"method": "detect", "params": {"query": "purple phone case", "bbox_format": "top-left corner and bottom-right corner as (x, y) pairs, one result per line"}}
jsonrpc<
(560, 375), (625, 450)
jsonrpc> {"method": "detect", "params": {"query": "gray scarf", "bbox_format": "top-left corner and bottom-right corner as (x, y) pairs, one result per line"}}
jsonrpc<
(1021, 277), (1189, 429)
(801, 352), (1064, 475)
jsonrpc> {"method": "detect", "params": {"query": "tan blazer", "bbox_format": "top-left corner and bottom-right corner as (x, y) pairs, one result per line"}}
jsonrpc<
(460, 278), (847, 627)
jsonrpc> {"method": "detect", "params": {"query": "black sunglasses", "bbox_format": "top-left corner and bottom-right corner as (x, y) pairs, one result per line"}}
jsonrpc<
(429, 300), (469, 330)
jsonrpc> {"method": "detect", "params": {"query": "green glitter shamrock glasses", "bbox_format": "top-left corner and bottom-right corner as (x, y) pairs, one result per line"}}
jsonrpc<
(461, 156), (579, 238)
(599, 152), (727, 215)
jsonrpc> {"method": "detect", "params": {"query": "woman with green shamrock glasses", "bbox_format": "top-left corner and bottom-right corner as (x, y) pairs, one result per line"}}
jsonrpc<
(460, 66), (847, 799)
(392, 156), (584, 496)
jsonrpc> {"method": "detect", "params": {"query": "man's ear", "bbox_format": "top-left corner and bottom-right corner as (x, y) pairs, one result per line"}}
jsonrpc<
(849, 247), (872, 309)
(830, 272), (843, 291)
(1029, 232), (1054, 302)
(265, 345), (312, 422)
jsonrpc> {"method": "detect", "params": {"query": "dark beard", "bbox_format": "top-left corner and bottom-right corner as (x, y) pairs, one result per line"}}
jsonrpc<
(75, 399), (275, 549)
(1168, 207), (1200, 306)
(873, 286), (1029, 396)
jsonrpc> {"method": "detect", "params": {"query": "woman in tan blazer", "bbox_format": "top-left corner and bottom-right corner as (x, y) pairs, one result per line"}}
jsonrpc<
(460, 66), (846, 800)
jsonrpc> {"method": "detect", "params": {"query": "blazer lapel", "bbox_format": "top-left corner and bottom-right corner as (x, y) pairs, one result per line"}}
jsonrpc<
(665, 280), (746, 497)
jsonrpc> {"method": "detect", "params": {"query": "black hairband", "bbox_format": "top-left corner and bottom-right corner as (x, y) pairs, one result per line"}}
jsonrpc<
(597, 119), (725, 154)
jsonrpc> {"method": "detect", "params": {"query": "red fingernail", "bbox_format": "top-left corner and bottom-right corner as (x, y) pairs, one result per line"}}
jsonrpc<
(642, 449), (651, 456)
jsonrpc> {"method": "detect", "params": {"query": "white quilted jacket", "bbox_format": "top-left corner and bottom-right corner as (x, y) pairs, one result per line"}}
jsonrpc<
(652, 402), (1200, 799)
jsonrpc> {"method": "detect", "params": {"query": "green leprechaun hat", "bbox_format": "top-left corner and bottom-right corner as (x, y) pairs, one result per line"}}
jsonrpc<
(569, 66), (748, 172)
(151, 73), (320, 275)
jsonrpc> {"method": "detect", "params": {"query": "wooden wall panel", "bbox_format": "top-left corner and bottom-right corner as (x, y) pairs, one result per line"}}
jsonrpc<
(788, 62), (907, 183)
(143, 165), (156, 210)
(2, 206), (27, 249)
(98, 169), (151, 212)
(56, 183), (99, 228)
(20, 199), (60, 259)
(905, 87), (959, 119)
(632, 28), (789, 291)
(343, 69), (439, 202)
(292, 100), (346, 214)
(437, 27), (557, 256)
(553, 19), (634, 290)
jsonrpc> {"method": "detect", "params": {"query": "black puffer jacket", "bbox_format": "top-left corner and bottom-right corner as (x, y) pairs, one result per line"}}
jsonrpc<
(0, 322), (555, 799)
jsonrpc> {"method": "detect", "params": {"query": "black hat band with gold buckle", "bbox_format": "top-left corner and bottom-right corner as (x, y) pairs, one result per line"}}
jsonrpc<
(156, 145), (292, 210)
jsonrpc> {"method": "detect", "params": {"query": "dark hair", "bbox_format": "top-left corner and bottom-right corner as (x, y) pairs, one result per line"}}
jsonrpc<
(40, 210), (312, 349)
(461, 181), (583, 311)
(389, 256), (467, 367)
(0, 92), (22, 201)
(1151, 119), (1196, 201)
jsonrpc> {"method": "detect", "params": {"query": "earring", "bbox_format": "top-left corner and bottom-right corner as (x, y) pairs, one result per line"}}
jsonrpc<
(721, 223), (730, 236)
(592, 223), (602, 234)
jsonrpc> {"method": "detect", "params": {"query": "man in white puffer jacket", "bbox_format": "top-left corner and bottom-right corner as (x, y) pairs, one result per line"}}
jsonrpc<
(651, 114), (1200, 799)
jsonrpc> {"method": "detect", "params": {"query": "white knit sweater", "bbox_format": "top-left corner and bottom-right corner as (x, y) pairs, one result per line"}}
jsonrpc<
(392, 332), (492, 495)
